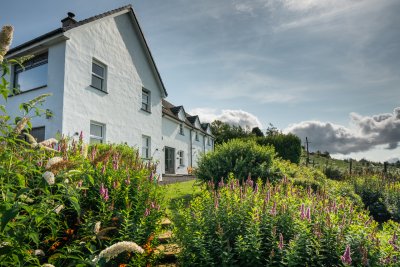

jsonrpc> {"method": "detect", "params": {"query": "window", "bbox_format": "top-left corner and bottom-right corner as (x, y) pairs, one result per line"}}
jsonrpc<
(142, 135), (151, 159)
(195, 132), (199, 141)
(14, 52), (48, 92)
(179, 124), (184, 135)
(178, 150), (184, 166)
(90, 122), (105, 144)
(91, 60), (106, 91)
(141, 88), (151, 112)
(207, 137), (211, 146)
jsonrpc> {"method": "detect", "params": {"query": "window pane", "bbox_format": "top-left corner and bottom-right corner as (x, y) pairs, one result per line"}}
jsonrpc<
(142, 103), (148, 111)
(90, 123), (103, 137)
(91, 75), (103, 90)
(30, 127), (45, 142)
(92, 63), (104, 77)
(90, 138), (102, 144)
(15, 64), (48, 92)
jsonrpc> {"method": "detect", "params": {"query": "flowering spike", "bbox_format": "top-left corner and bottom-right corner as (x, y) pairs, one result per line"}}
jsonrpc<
(278, 233), (284, 250)
(341, 245), (352, 265)
(218, 178), (224, 188)
(270, 202), (277, 216)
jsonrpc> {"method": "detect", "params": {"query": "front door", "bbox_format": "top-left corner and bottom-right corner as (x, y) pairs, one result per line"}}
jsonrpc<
(165, 147), (175, 174)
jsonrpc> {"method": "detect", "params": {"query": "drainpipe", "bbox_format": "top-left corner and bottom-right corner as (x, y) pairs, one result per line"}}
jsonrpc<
(189, 129), (193, 167)
(203, 134), (206, 153)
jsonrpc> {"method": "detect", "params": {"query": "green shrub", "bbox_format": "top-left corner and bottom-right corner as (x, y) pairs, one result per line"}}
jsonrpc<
(195, 139), (279, 185)
(255, 133), (302, 164)
(324, 166), (345, 180)
(353, 175), (400, 223)
(173, 178), (400, 266)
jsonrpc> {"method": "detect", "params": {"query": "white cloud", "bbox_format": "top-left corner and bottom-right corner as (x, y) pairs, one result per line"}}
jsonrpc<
(285, 107), (400, 154)
(190, 108), (262, 129)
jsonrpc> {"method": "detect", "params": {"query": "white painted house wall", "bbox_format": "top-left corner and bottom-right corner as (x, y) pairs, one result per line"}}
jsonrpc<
(161, 116), (191, 174)
(3, 42), (66, 140)
(62, 12), (164, 173)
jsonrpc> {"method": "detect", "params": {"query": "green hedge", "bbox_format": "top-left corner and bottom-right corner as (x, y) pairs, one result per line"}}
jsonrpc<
(254, 133), (301, 164)
(195, 139), (279, 185)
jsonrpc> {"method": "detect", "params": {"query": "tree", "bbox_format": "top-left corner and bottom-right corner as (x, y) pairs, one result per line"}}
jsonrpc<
(265, 123), (280, 136)
(210, 120), (249, 144)
(251, 127), (264, 137)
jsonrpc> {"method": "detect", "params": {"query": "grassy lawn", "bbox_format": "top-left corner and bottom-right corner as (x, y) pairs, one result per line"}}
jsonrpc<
(163, 179), (203, 215)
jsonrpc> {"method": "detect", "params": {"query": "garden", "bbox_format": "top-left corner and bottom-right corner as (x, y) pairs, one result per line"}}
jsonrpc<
(1, 25), (400, 266)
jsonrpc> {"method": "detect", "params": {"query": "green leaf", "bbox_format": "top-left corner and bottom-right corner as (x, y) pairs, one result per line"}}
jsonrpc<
(29, 232), (39, 246)
(15, 173), (26, 187)
(1, 206), (20, 232)
(87, 174), (94, 186)
(69, 196), (81, 216)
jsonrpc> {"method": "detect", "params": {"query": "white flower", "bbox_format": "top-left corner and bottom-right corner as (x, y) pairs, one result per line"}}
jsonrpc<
(42, 171), (55, 185)
(53, 204), (64, 214)
(0, 242), (9, 248)
(39, 138), (58, 148)
(34, 249), (45, 256)
(42, 264), (55, 267)
(45, 157), (63, 169)
(97, 241), (144, 263)
(64, 178), (69, 184)
(94, 221), (101, 234)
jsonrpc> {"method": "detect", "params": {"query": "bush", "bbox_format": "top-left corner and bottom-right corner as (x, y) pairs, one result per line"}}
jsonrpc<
(0, 137), (165, 266)
(353, 175), (400, 223)
(195, 139), (279, 185)
(324, 166), (345, 180)
(173, 178), (400, 266)
(255, 133), (302, 164)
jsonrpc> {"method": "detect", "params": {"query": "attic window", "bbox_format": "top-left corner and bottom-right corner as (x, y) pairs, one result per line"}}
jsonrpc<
(91, 60), (107, 91)
(14, 52), (48, 92)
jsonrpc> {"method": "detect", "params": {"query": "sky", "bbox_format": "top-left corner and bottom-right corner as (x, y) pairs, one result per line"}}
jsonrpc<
(1, 0), (399, 162)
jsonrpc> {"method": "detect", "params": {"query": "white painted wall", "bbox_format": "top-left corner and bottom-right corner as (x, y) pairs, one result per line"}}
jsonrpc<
(162, 115), (214, 173)
(161, 116), (190, 174)
(2, 42), (66, 139)
(62, 13), (164, 174)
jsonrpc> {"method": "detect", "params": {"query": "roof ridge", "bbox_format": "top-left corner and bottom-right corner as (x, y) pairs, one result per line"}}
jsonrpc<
(62, 5), (132, 31)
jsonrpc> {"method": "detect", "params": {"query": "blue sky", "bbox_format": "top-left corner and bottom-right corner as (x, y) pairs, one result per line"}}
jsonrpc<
(2, 0), (399, 162)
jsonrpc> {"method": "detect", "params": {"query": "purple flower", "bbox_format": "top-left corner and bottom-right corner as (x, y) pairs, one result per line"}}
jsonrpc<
(270, 202), (277, 216)
(144, 208), (150, 217)
(214, 198), (219, 209)
(112, 153), (119, 170)
(101, 165), (106, 174)
(246, 175), (253, 188)
(278, 233), (284, 250)
(125, 178), (131, 185)
(265, 190), (271, 204)
(300, 204), (305, 220)
(218, 178), (224, 188)
(254, 184), (259, 194)
(113, 181), (119, 189)
(77, 180), (83, 187)
(79, 131), (83, 142)
(305, 207), (311, 222)
(100, 183), (109, 201)
(91, 146), (97, 161)
(341, 245), (352, 265)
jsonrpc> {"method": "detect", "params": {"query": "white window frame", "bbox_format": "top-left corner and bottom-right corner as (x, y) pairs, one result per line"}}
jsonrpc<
(179, 124), (184, 135)
(141, 88), (151, 112)
(90, 121), (105, 144)
(91, 59), (107, 92)
(178, 150), (184, 166)
(13, 52), (48, 93)
(142, 135), (151, 159)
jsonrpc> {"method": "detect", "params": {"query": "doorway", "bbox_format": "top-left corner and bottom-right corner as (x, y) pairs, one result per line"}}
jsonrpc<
(165, 147), (175, 174)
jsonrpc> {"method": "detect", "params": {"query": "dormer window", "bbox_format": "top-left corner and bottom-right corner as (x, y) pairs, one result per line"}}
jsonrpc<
(91, 60), (107, 91)
(13, 52), (48, 93)
(179, 124), (184, 135)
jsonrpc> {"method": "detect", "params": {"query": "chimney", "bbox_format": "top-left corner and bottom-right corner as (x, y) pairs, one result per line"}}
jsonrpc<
(61, 12), (77, 28)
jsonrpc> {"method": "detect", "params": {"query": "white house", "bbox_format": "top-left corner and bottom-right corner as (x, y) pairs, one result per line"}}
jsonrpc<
(4, 5), (214, 177)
